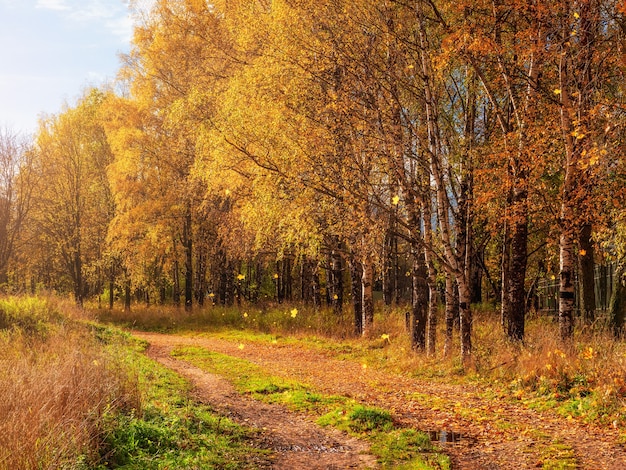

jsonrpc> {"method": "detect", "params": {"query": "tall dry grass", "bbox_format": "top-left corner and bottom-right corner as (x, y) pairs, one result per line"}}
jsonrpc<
(0, 297), (140, 470)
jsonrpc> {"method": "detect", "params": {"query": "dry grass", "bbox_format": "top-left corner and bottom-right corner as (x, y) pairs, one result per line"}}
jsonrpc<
(0, 297), (140, 470)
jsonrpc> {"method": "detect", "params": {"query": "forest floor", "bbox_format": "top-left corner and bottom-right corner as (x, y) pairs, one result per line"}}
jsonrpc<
(133, 331), (626, 469)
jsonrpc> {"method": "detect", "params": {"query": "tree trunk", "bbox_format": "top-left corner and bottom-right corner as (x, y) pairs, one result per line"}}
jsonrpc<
(508, 190), (529, 341)
(330, 244), (343, 314)
(124, 279), (131, 312)
(109, 274), (114, 310)
(361, 259), (374, 336)
(559, 231), (576, 340)
(284, 254), (293, 301)
(422, 198), (438, 356)
(275, 260), (282, 303)
(443, 275), (457, 357)
(459, 279), (473, 359)
(350, 257), (363, 336)
(183, 210), (193, 311)
(173, 258), (181, 306)
(578, 223), (596, 323)
(196, 248), (206, 307)
(411, 248), (428, 351)
(301, 256), (311, 303)
(610, 267), (626, 338)
(312, 264), (322, 308)
(383, 228), (395, 306)
(73, 249), (83, 307)
(470, 249), (483, 304)
(501, 219), (511, 333)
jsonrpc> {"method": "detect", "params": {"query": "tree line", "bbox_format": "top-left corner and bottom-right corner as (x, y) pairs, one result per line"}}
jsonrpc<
(1, 0), (626, 359)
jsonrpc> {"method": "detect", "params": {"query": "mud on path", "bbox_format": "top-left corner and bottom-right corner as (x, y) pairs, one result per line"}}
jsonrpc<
(144, 342), (378, 469)
(135, 331), (626, 469)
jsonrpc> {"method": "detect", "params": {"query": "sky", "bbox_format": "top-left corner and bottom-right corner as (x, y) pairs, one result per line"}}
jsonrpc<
(0, 0), (138, 136)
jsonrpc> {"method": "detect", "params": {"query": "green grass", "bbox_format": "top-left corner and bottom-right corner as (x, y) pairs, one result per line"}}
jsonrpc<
(96, 339), (269, 469)
(171, 345), (451, 469)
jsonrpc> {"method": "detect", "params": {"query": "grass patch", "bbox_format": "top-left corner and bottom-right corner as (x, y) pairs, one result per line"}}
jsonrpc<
(99, 349), (268, 469)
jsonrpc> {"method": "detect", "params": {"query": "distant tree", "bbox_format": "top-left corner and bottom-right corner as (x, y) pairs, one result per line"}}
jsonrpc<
(0, 128), (35, 290)
(30, 90), (114, 305)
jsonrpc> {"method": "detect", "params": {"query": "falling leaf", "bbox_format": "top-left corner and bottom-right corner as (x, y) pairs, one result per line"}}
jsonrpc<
(273, 273), (279, 279)
(291, 308), (298, 318)
(392, 195), (400, 205)
(237, 273), (245, 280)
(333, 294), (339, 300)
(574, 11), (580, 19)
(579, 249), (587, 256)
(553, 88), (561, 95)
(381, 333), (390, 341)
(238, 343), (245, 350)
(243, 312), (248, 318)
(361, 363), (368, 370)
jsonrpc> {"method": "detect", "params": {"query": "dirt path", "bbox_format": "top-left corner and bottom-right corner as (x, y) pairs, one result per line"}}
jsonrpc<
(144, 342), (378, 469)
(135, 331), (626, 469)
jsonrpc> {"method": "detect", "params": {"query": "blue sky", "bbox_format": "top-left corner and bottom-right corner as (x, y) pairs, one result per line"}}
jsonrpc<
(0, 0), (137, 135)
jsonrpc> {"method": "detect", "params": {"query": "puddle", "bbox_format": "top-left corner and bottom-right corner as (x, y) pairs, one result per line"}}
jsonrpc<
(428, 430), (463, 443)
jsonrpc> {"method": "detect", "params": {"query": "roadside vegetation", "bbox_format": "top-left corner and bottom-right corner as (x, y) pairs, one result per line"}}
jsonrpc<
(0, 296), (266, 470)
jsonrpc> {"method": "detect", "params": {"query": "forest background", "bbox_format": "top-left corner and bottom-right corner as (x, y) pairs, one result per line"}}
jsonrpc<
(1, 0), (626, 362)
